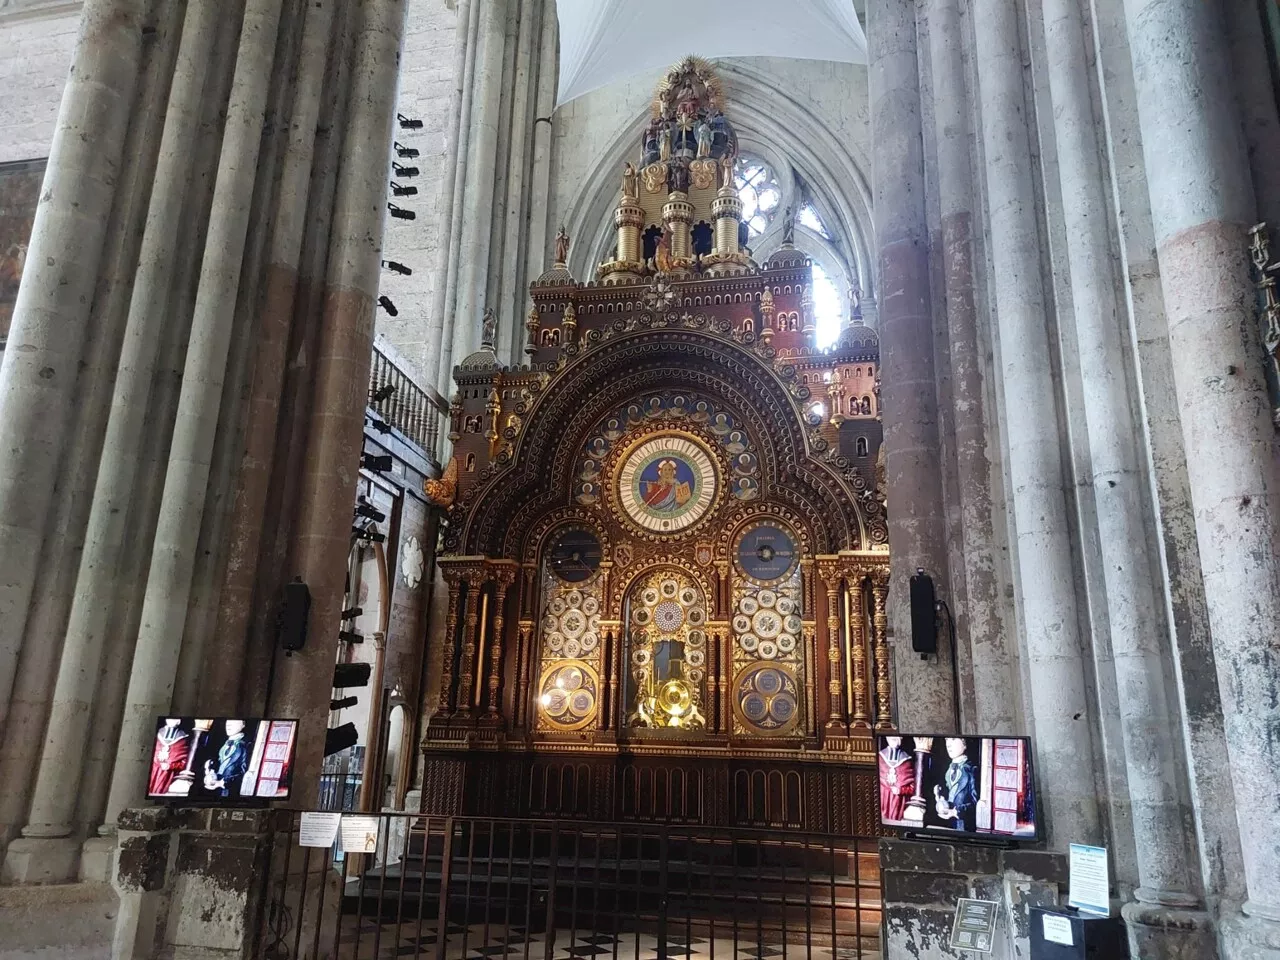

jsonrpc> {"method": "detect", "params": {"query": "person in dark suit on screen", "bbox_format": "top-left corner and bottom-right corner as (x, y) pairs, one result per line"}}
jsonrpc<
(203, 719), (251, 797)
(933, 737), (978, 832)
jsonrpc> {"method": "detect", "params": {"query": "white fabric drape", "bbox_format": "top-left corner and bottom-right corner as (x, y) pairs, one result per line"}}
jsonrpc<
(555, 0), (868, 105)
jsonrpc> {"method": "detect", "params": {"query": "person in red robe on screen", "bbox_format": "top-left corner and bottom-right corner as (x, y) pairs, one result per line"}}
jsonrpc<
(149, 718), (191, 796)
(879, 735), (914, 822)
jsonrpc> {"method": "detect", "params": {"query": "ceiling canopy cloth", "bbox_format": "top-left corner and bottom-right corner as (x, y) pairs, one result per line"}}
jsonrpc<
(554, 0), (868, 105)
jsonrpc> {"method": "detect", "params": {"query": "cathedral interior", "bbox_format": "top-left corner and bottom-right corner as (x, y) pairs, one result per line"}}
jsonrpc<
(0, 2), (1278, 960)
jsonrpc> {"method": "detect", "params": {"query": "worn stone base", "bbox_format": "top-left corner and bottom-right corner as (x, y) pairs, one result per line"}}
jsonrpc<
(1122, 900), (1216, 960)
(1, 833), (82, 884)
(1219, 906), (1280, 960)
(80, 833), (116, 883)
(0, 880), (117, 960)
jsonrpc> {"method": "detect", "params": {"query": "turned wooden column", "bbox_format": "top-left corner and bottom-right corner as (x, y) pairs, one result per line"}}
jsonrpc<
(871, 572), (893, 729)
(486, 573), (514, 718)
(437, 575), (463, 715)
(822, 576), (845, 732)
(847, 576), (871, 728)
(456, 574), (486, 716)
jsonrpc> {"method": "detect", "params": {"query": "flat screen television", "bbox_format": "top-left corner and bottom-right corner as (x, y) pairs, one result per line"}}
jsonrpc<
(148, 717), (298, 801)
(876, 734), (1040, 840)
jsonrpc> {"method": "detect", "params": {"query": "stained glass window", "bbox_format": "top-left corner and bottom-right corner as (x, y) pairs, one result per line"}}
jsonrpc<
(735, 158), (781, 238)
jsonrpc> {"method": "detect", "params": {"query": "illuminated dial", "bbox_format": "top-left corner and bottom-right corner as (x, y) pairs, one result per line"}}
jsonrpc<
(548, 528), (602, 582)
(617, 435), (719, 534)
(736, 524), (798, 581)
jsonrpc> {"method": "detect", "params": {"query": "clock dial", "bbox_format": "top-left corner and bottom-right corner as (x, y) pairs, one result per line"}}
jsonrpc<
(548, 528), (602, 582)
(617, 435), (718, 534)
(736, 524), (798, 582)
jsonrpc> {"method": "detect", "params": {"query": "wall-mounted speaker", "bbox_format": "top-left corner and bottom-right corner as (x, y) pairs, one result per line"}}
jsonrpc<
(279, 578), (311, 652)
(909, 569), (938, 655)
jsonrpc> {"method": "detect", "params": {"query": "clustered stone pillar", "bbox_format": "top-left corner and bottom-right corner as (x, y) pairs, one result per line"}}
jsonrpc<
(0, 0), (410, 882)
(1039, 0), (1210, 947)
(970, 0), (1101, 848)
(1124, 0), (1280, 948)
(923, 0), (1016, 733)
(866, 0), (956, 730)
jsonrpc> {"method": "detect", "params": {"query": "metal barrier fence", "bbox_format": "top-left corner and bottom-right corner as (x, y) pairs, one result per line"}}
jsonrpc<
(255, 813), (882, 960)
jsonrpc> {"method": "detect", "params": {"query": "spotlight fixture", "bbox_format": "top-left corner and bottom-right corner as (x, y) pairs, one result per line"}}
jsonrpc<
(361, 453), (394, 473)
(381, 259), (412, 276)
(392, 162), (419, 178)
(355, 500), (386, 523)
(398, 113), (423, 129)
(371, 383), (396, 403)
(340, 606), (363, 620)
(353, 526), (386, 544)
(378, 295), (398, 316)
(390, 182), (418, 197)
(367, 415), (392, 435)
(394, 141), (420, 159)
(387, 203), (415, 221)
(330, 696), (359, 710)
(338, 629), (363, 644)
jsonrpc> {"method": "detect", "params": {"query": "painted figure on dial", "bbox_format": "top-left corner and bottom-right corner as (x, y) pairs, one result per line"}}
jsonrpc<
(642, 459), (692, 512)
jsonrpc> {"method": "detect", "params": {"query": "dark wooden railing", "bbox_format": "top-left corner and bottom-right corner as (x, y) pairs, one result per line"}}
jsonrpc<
(369, 340), (449, 456)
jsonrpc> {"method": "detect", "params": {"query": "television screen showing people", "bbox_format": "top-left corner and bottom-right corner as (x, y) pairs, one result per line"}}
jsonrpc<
(147, 717), (297, 801)
(876, 734), (1038, 839)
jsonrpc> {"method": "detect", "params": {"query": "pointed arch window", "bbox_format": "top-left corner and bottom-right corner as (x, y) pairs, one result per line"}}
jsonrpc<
(798, 203), (831, 239)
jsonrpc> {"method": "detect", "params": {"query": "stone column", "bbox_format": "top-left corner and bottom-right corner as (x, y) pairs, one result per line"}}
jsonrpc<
(866, 0), (955, 730)
(1039, 0), (1210, 947)
(1, 0), (227, 885)
(1124, 0), (1280, 941)
(924, 0), (1017, 733)
(269, 0), (408, 807)
(201, 0), (338, 714)
(0, 0), (145, 725)
(450, 0), (506, 366)
(429, 0), (475, 397)
(104, 0), (287, 824)
(970, 0), (1100, 847)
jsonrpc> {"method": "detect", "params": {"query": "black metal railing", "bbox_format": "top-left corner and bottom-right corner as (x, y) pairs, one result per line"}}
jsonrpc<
(369, 342), (449, 455)
(254, 813), (882, 960)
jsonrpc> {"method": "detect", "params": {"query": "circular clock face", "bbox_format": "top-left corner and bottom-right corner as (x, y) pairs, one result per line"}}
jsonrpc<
(548, 528), (602, 582)
(736, 524), (798, 581)
(617, 435), (718, 533)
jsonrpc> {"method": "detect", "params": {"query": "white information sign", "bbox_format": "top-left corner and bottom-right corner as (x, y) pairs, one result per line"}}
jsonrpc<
(297, 811), (341, 848)
(340, 815), (381, 854)
(1068, 843), (1110, 917)
(1041, 913), (1075, 946)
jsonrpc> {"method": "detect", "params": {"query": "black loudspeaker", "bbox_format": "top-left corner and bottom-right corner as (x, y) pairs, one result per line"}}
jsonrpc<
(279, 579), (311, 652)
(909, 570), (938, 655)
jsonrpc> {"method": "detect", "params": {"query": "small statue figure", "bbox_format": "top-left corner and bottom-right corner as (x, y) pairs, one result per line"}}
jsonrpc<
(669, 159), (690, 194)
(850, 277), (863, 319)
(695, 119), (712, 159)
(554, 225), (570, 265)
(659, 123), (672, 161)
(655, 230), (674, 274)
(480, 306), (496, 347)
(782, 205), (795, 246)
(720, 156), (734, 190)
(622, 161), (638, 199)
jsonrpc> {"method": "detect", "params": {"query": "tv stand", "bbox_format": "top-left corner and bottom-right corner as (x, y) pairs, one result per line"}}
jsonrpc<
(902, 830), (1017, 849)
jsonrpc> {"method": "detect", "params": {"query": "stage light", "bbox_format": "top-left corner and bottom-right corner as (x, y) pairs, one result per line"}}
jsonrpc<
(338, 629), (363, 644)
(390, 182), (418, 197)
(330, 696), (359, 710)
(378, 295), (398, 316)
(387, 203), (416, 221)
(361, 453), (394, 472)
(340, 606), (363, 620)
(381, 259), (412, 275)
(398, 113), (423, 129)
(367, 415), (392, 435)
(371, 383), (396, 403)
(394, 141), (420, 159)
(352, 525), (386, 543)
(392, 162), (419, 178)
(355, 500), (386, 523)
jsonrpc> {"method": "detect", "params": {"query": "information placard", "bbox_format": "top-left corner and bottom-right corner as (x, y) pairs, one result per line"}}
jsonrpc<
(1041, 913), (1075, 946)
(949, 898), (998, 954)
(340, 815), (381, 854)
(298, 811), (341, 848)
(1068, 844), (1110, 917)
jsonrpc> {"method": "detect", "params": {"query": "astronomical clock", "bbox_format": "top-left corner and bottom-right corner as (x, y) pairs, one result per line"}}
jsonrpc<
(421, 59), (891, 835)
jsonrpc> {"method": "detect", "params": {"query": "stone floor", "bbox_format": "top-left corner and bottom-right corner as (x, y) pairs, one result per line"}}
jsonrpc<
(336, 920), (881, 960)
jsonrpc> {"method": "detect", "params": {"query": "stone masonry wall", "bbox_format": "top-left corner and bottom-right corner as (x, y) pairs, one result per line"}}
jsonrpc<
(0, 3), (79, 165)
